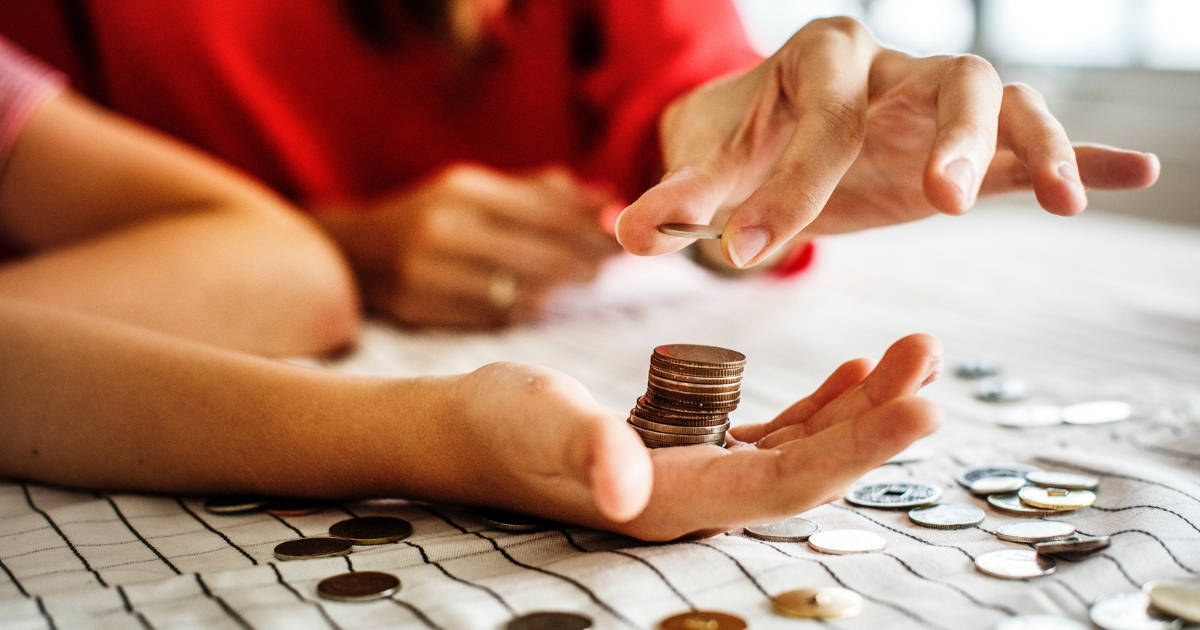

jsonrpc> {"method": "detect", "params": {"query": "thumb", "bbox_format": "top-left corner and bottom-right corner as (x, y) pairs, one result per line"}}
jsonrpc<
(615, 167), (732, 256)
(580, 417), (653, 522)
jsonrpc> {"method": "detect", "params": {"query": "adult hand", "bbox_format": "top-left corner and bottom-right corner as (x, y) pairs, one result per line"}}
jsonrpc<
(318, 164), (620, 327)
(447, 333), (942, 540)
(617, 17), (1161, 269)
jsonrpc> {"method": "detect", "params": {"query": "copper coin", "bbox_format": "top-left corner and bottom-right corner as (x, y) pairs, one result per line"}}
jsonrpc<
(772, 587), (864, 619)
(640, 437), (725, 449)
(481, 510), (548, 532)
(632, 427), (726, 446)
(652, 344), (746, 368)
(645, 386), (742, 404)
(264, 498), (326, 516)
(627, 416), (729, 435)
(648, 374), (742, 394)
(658, 610), (746, 630)
(273, 537), (353, 561)
(1035, 535), (1111, 556)
(328, 516), (413, 544)
(648, 365), (742, 385)
(506, 611), (594, 630)
(204, 496), (268, 514)
(644, 393), (740, 413)
(316, 571), (400, 602)
(657, 223), (723, 240)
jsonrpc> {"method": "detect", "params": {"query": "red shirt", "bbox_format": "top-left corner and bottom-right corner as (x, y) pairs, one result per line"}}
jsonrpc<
(0, 0), (760, 206)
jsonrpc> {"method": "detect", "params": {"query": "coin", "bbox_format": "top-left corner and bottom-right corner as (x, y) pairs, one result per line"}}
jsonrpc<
(955, 359), (1001, 379)
(1025, 471), (1099, 490)
(987, 493), (1059, 517)
(506, 611), (594, 630)
(264, 498), (325, 516)
(1018, 486), (1096, 511)
(957, 465), (1040, 488)
(652, 344), (746, 369)
(648, 374), (742, 394)
(743, 517), (819, 542)
(908, 504), (985, 529)
(977, 378), (1028, 402)
(845, 481), (942, 509)
(648, 366), (742, 385)
(1035, 535), (1111, 556)
(970, 476), (1029, 495)
(327, 516), (412, 545)
(481, 510), (548, 532)
(204, 496), (268, 514)
(995, 520), (1076, 543)
(994, 615), (1089, 630)
(628, 415), (730, 435)
(772, 587), (864, 619)
(974, 549), (1056, 580)
(1145, 580), (1200, 624)
(658, 610), (746, 630)
(994, 405), (1064, 428)
(1090, 592), (1183, 630)
(807, 529), (886, 554)
(273, 537), (354, 561)
(644, 392), (740, 413)
(1062, 400), (1133, 425)
(317, 571), (401, 602)
(657, 223), (723, 240)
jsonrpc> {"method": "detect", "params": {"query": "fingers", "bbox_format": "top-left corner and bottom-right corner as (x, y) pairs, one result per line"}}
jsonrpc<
(992, 83), (1086, 215)
(615, 167), (732, 256)
(980, 144), (1160, 196)
(439, 213), (602, 285)
(579, 417), (653, 522)
(923, 55), (1003, 215)
(728, 357), (873, 444)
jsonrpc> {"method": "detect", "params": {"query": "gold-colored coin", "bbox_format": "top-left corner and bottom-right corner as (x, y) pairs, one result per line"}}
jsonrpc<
(772, 587), (864, 619)
(328, 516), (413, 544)
(1018, 486), (1096, 510)
(273, 536), (353, 561)
(658, 610), (746, 630)
(1145, 580), (1200, 624)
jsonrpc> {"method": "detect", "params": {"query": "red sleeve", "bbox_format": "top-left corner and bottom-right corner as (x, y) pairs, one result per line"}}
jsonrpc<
(576, 0), (761, 201)
(0, 37), (65, 171)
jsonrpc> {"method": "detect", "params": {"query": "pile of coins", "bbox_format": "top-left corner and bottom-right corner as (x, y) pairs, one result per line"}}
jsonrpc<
(627, 344), (745, 448)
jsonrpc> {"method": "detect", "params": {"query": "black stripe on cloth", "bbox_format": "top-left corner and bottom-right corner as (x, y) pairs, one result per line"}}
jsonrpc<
(99, 494), (180, 575)
(194, 573), (254, 630)
(1095, 554), (1141, 589)
(386, 597), (443, 630)
(744, 536), (949, 630)
(267, 563), (343, 630)
(175, 499), (257, 566)
(830, 503), (977, 561)
(1047, 578), (1089, 607)
(1090, 504), (1200, 536)
(35, 595), (59, 630)
(689, 539), (771, 597)
(418, 505), (639, 630)
(882, 552), (1017, 616)
(21, 483), (107, 586)
(1035, 459), (1200, 504)
(0, 555), (29, 597)
(267, 513), (305, 538)
(559, 529), (694, 611)
(1075, 528), (1198, 575)
(116, 584), (155, 630)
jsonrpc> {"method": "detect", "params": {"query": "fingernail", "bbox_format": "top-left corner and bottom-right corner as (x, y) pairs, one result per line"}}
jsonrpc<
(1057, 162), (1083, 191)
(944, 158), (976, 206)
(728, 227), (770, 268)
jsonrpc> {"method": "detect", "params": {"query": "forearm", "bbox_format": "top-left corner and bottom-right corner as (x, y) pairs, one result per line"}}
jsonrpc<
(0, 298), (458, 499)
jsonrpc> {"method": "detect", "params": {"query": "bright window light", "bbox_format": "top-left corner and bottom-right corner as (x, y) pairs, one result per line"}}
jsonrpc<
(867, 0), (975, 56)
(982, 0), (1133, 67)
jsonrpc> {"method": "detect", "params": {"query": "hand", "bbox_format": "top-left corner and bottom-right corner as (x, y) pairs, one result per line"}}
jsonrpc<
(445, 334), (943, 541)
(616, 17), (1161, 269)
(318, 164), (620, 327)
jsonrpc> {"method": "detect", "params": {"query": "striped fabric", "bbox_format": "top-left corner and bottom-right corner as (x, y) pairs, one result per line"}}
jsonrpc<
(2, 204), (1198, 629)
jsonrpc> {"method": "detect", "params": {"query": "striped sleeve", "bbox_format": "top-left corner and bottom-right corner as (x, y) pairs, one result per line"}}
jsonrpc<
(0, 36), (66, 171)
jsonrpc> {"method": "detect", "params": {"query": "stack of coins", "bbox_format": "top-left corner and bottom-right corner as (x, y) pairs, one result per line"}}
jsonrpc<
(627, 344), (745, 448)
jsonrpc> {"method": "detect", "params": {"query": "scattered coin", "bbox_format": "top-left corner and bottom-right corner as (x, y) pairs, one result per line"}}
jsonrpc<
(908, 504), (985, 529)
(977, 378), (1028, 402)
(1062, 400), (1133, 425)
(995, 521), (1077, 543)
(807, 529), (887, 555)
(1018, 486), (1096, 511)
(974, 549), (1056, 580)
(994, 615), (1089, 630)
(631, 345), (744, 448)
(328, 516), (413, 545)
(743, 517), (819, 542)
(264, 498), (325, 516)
(1025, 471), (1099, 490)
(203, 496), (268, 514)
(994, 405), (1064, 428)
(506, 611), (594, 630)
(772, 587), (864, 619)
(481, 510), (548, 532)
(273, 536), (354, 561)
(317, 571), (401, 602)
(970, 476), (1029, 496)
(657, 223), (723, 240)
(1090, 591), (1183, 630)
(957, 465), (1040, 488)
(658, 610), (746, 630)
(1144, 580), (1200, 624)
(987, 493), (1059, 517)
(1035, 535), (1111, 556)
(956, 359), (1001, 379)
(846, 481), (942, 509)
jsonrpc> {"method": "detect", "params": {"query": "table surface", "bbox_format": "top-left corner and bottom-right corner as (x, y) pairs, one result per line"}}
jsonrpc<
(3, 204), (1199, 629)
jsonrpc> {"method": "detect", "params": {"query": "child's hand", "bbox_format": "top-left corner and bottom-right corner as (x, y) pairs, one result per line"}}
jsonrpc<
(444, 334), (943, 541)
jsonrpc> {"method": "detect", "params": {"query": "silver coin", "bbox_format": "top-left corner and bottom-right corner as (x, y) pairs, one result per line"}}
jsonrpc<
(994, 405), (1064, 428)
(328, 516), (413, 545)
(1062, 400), (1133, 425)
(995, 520), (1077, 543)
(957, 465), (1040, 488)
(1018, 486), (1096, 511)
(657, 223), (724, 239)
(204, 496), (268, 514)
(743, 517), (819, 542)
(807, 529), (886, 554)
(987, 492), (1059, 517)
(908, 504), (985, 529)
(974, 549), (1056, 580)
(481, 510), (548, 532)
(505, 611), (594, 630)
(977, 378), (1028, 402)
(273, 536), (354, 561)
(1035, 535), (1111, 556)
(846, 481), (942, 509)
(317, 571), (400, 602)
(971, 476), (1029, 495)
(1144, 580), (1200, 625)
(1090, 592), (1183, 630)
(956, 359), (1001, 380)
(1025, 471), (1099, 490)
(994, 615), (1089, 630)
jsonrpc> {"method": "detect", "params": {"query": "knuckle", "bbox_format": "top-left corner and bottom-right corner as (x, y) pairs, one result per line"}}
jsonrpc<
(437, 163), (480, 189)
(950, 54), (1000, 83)
(814, 96), (867, 146)
(1003, 81), (1046, 106)
(811, 15), (870, 40)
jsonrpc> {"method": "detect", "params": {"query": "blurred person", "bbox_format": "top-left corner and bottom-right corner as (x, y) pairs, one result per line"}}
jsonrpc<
(0, 1), (1159, 329)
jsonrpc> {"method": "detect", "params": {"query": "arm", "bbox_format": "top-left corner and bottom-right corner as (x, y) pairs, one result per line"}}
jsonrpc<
(0, 90), (360, 356)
